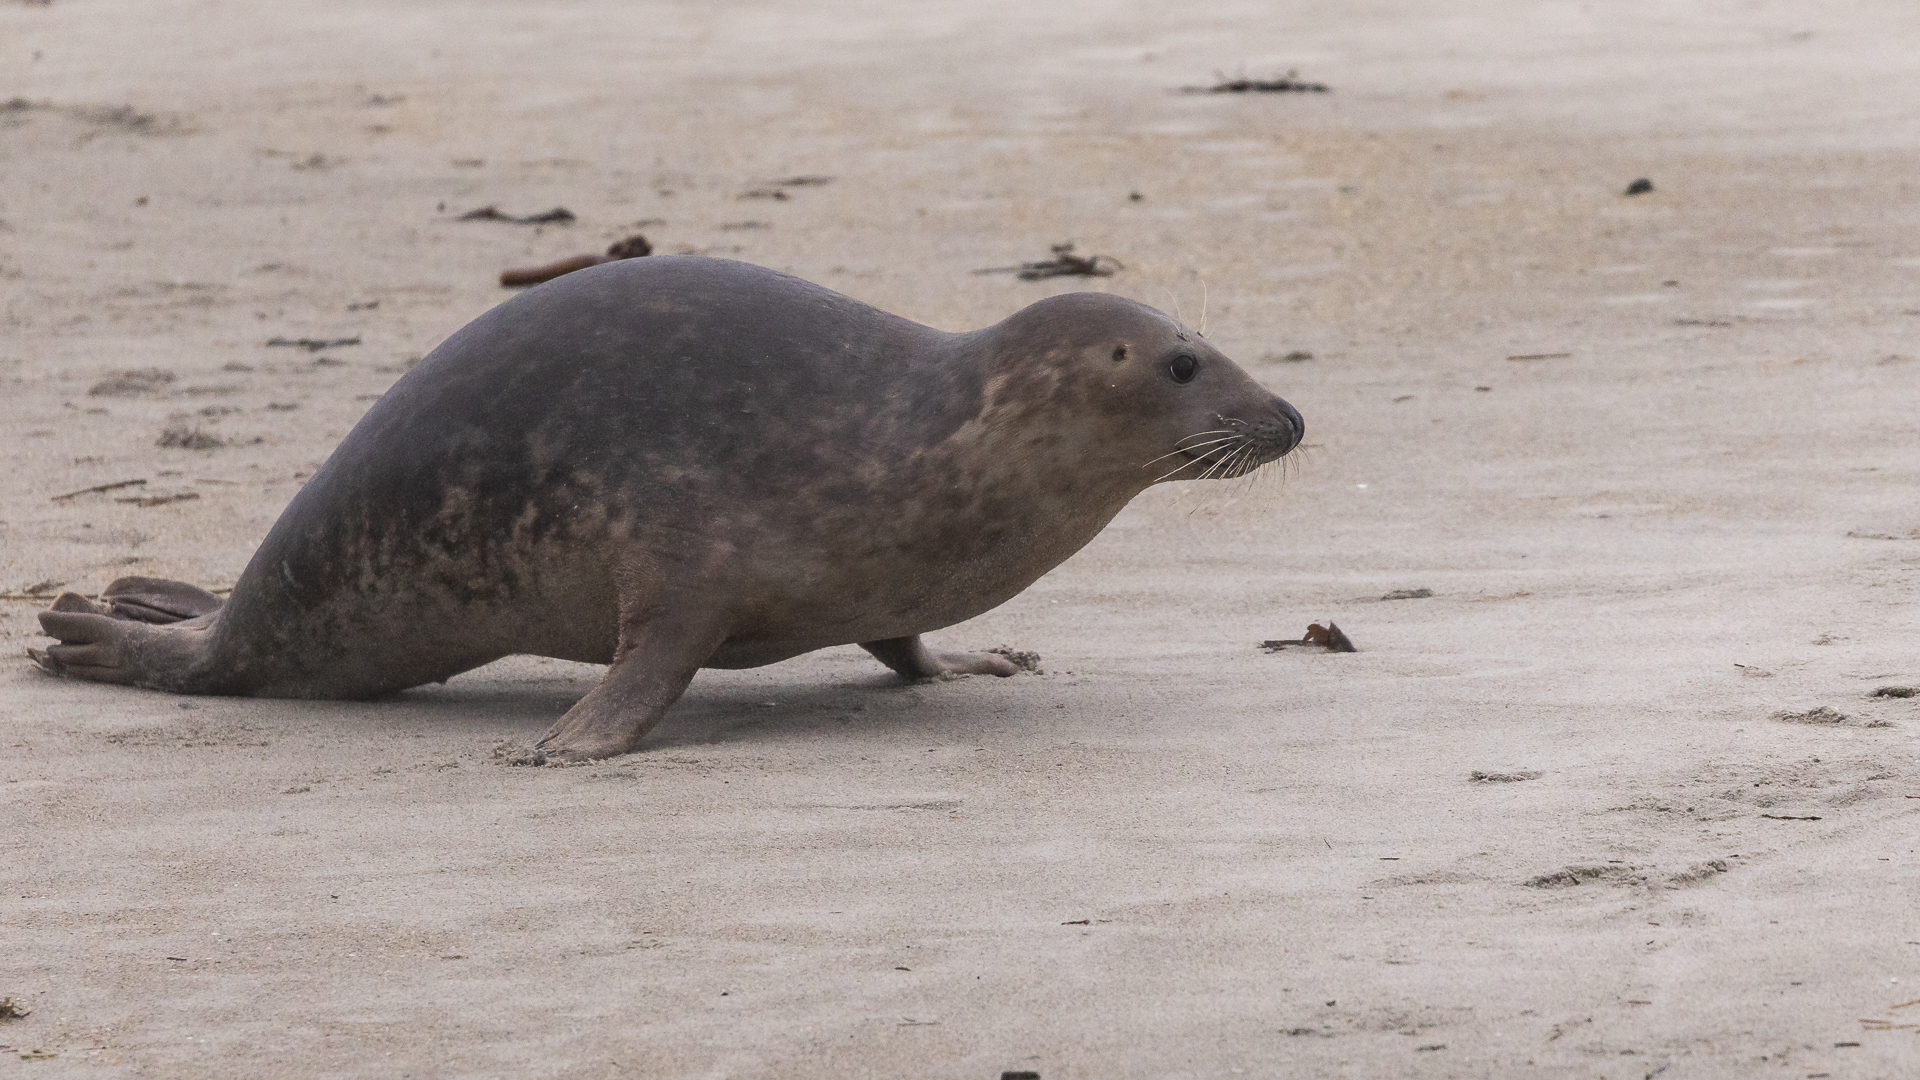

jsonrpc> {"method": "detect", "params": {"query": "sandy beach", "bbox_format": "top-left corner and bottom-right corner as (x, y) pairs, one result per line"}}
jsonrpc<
(3, 1), (1919, 1076)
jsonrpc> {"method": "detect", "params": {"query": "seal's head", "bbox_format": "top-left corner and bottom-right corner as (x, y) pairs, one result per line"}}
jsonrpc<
(981, 291), (1303, 490)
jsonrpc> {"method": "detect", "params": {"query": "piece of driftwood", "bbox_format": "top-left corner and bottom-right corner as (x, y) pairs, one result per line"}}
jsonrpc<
(500, 234), (653, 287)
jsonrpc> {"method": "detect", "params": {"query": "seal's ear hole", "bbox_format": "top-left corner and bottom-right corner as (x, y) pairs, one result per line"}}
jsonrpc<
(1112, 344), (1128, 362)
(1168, 354), (1199, 384)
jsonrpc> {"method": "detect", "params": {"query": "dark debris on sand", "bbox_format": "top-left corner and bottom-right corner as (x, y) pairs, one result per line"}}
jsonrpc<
(458, 205), (577, 225)
(1262, 622), (1357, 653)
(117, 492), (201, 507)
(1186, 70), (1330, 94)
(155, 425), (223, 450)
(88, 367), (177, 397)
(266, 336), (360, 352)
(975, 243), (1122, 281)
(1470, 770), (1542, 783)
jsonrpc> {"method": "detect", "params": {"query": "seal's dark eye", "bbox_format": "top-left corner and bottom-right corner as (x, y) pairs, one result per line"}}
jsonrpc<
(1168, 354), (1199, 383)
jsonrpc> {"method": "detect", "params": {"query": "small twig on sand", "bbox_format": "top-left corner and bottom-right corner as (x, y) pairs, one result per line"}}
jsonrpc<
(115, 492), (201, 507)
(459, 205), (576, 224)
(500, 234), (653, 287)
(975, 243), (1122, 281)
(266, 336), (360, 352)
(51, 478), (146, 502)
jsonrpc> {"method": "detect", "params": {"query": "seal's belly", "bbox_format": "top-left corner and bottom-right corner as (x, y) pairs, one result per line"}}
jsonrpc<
(693, 506), (1115, 669)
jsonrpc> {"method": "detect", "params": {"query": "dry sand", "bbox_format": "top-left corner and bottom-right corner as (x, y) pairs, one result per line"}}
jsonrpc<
(4, 1), (1920, 1076)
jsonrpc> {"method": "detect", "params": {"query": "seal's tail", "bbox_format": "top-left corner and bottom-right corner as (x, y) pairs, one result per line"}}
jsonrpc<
(28, 576), (225, 690)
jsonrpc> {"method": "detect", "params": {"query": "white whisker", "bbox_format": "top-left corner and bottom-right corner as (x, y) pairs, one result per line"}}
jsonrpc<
(1153, 438), (1239, 484)
(1217, 441), (1255, 480)
(1152, 455), (1210, 484)
(1196, 438), (1247, 482)
(1159, 285), (1184, 327)
(1140, 429), (1235, 467)
(1141, 434), (1240, 468)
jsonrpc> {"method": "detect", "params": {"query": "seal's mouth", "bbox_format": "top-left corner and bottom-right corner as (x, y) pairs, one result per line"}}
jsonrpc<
(1159, 408), (1303, 482)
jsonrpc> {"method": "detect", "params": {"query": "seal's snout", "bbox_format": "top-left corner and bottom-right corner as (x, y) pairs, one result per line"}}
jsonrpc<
(1271, 397), (1304, 457)
(1168, 393), (1303, 482)
(1227, 395), (1303, 468)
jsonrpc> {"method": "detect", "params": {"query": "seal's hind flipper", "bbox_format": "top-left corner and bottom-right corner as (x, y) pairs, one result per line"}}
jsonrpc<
(32, 589), (218, 691)
(100, 576), (224, 624)
(47, 591), (114, 616)
(31, 607), (138, 683)
(36, 578), (222, 625)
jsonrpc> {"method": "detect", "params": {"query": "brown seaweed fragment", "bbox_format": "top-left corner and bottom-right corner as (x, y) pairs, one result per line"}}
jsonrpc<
(459, 205), (576, 224)
(1185, 70), (1330, 94)
(499, 234), (653, 287)
(1261, 622), (1357, 653)
(975, 243), (1122, 281)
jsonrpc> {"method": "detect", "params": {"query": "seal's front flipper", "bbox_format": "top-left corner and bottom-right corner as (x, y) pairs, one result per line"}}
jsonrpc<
(860, 635), (1021, 680)
(535, 609), (727, 761)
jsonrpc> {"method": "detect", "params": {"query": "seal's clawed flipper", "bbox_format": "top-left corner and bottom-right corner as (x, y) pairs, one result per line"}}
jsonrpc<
(31, 577), (224, 624)
(33, 609), (165, 685)
(30, 579), (221, 688)
(97, 576), (225, 624)
(534, 609), (728, 761)
(860, 635), (1020, 680)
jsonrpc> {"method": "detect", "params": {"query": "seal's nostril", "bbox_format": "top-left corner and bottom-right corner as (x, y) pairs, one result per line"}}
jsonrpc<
(1273, 399), (1304, 452)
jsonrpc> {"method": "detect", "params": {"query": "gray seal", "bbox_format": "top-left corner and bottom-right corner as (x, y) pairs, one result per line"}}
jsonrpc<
(31, 257), (1302, 759)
